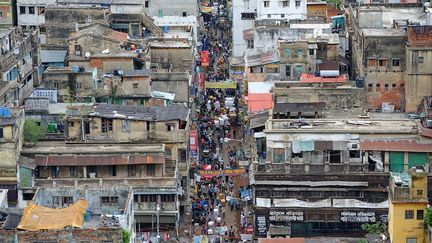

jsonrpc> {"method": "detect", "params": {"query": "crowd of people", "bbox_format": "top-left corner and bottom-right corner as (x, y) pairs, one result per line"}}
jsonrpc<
(192, 1), (248, 242)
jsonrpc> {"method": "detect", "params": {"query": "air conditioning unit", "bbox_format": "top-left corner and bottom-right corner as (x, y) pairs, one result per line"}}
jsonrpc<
(347, 143), (359, 150)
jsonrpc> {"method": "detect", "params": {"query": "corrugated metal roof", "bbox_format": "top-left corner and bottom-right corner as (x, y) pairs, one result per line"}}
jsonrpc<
(67, 103), (189, 121)
(40, 50), (67, 63)
(360, 140), (432, 152)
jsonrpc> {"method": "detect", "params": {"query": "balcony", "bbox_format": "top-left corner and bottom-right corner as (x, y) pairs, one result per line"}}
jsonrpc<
(254, 162), (378, 175)
(134, 202), (177, 212)
(34, 177), (178, 188)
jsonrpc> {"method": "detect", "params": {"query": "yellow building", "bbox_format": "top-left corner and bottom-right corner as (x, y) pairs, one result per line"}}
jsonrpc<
(388, 168), (428, 243)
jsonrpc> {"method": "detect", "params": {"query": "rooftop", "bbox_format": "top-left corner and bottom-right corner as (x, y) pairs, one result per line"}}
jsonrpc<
(149, 40), (192, 48)
(69, 23), (128, 43)
(266, 114), (420, 134)
(21, 142), (165, 155)
(0, 108), (23, 126)
(56, 0), (144, 5)
(66, 103), (189, 121)
(362, 28), (406, 37)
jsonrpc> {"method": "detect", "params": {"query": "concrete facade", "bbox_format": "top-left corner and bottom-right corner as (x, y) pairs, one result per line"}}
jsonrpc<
(0, 0), (13, 28)
(143, 0), (197, 17)
(405, 25), (432, 112)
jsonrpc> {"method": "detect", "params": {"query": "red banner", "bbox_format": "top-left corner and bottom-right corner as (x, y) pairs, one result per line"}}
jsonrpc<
(190, 130), (198, 152)
(201, 51), (209, 67)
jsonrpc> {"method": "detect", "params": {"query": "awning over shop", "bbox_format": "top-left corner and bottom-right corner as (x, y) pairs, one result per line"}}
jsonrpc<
(18, 200), (88, 231)
(200, 6), (212, 13)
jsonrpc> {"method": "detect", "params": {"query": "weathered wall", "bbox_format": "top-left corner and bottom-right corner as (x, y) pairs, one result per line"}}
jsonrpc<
(150, 47), (193, 72)
(405, 26), (432, 112)
(68, 36), (122, 57)
(18, 228), (123, 243)
(151, 72), (190, 102)
(274, 86), (364, 110)
(45, 7), (108, 49)
(144, 0), (197, 17)
(363, 35), (407, 111)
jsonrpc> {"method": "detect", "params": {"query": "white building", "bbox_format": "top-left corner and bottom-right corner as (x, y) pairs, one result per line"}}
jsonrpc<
(232, 0), (307, 58)
(153, 16), (198, 45)
(143, 0), (198, 17)
(16, 0), (56, 44)
(256, 0), (307, 20)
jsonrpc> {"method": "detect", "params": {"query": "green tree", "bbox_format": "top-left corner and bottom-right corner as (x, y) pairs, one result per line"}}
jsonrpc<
(361, 222), (387, 235)
(122, 229), (130, 243)
(23, 119), (45, 144)
(424, 208), (432, 226)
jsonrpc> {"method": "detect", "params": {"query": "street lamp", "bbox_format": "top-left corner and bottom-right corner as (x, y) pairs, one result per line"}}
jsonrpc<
(156, 204), (161, 241)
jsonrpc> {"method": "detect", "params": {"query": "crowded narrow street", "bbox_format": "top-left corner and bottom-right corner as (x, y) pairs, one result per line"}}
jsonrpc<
(189, 0), (252, 242)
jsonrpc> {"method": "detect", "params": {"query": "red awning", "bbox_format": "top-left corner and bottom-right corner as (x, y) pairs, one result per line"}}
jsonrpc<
(360, 140), (432, 152)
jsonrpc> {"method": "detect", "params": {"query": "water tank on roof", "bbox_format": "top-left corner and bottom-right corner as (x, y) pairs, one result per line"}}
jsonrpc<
(72, 65), (79, 73)
(320, 70), (339, 77)
(0, 107), (11, 118)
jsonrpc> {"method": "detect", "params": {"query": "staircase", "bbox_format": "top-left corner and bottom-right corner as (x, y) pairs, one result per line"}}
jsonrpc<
(139, 14), (164, 37)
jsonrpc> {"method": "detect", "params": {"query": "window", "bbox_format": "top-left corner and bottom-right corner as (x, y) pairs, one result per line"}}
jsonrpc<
(281, 14), (285, 18)
(28, 6), (35, 14)
(53, 196), (73, 208)
(101, 196), (119, 206)
(132, 83), (139, 89)
(110, 165), (117, 176)
(297, 48), (303, 57)
(68, 121), (74, 127)
(367, 83), (373, 92)
(267, 14), (271, 18)
(161, 194), (175, 202)
(417, 210), (424, 220)
(128, 165), (136, 177)
(137, 194), (157, 202)
(19, 6), (26, 14)
(182, 11), (187, 17)
(166, 123), (175, 131)
(87, 15), (92, 23)
(384, 83), (389, 91)
(406, 238), (417, 243)
(147, 164), (156, 176)
(309, 49), (314, 55)
(376, 83), (380, 92)
(38, 6), (45, 15)
(378, 59), (387, 67)
(0, 12), (2, 18)
(266, 66), (279, 73)
(285, 65), (291, 77)
(23, 193), (34, 200)
(295, 0), (301, 7)
(247, 39), (254, 49)
(417, 190), (423, 196)
(0, 128), (3, 138)
(70, 166), (78, 177)
(146, 121), (151, 131)
(273, 148), (285, 163)
(418, 56), (424, 63)
(264, 1), (270, 7)
(392, 58), (400, 67)
(241, 13), (255, 20)
(145, 1), (149, 8)
(75, 45), (82, 56)
(405, 210), (414, 219)
(283, 0), (289, 7)
(122, 119), (130, 132)
(367, 58), (376, 67)
(101, 118), (113, 133)
(310, 191), (322, 198)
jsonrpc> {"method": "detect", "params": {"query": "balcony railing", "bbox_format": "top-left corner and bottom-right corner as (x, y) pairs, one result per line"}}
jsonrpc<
(254, 162), (381, 174)
(35, 177), (178, 187)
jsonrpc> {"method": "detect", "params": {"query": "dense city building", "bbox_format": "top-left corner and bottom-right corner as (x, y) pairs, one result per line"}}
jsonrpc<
(0, 0), (431, 242)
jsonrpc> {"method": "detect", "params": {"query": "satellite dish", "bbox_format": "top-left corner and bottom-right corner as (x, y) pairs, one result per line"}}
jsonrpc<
(85, 52), (91, 58)
(13, 48), (19, 55)
(117, 70), (124, 76)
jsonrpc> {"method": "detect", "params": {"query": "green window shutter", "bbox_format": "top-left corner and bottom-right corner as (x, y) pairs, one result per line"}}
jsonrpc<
(389, 152), (404, 172)
(408, 152), (427, 169)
